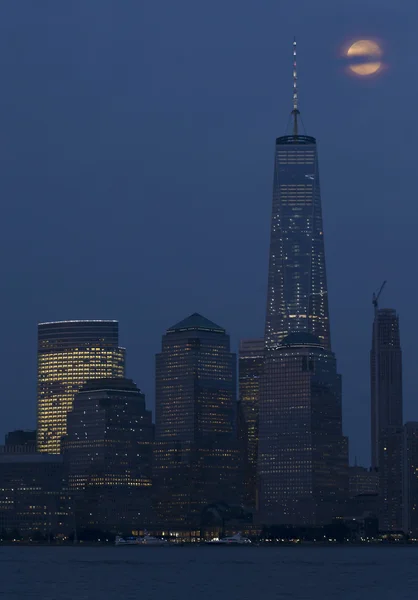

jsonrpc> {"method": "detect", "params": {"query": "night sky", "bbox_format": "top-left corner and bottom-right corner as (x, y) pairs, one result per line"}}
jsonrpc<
(0, 1), (415, 465)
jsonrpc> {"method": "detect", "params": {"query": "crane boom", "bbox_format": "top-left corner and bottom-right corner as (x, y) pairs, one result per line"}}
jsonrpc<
(372, 280), (386, 314)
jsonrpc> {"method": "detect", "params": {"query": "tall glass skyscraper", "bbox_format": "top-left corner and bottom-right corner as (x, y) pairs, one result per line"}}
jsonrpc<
(37, 320), (125, 454)
(154, 313), (242, 526)
(265, 43), (330, 350)
(258, 41), (347, 524)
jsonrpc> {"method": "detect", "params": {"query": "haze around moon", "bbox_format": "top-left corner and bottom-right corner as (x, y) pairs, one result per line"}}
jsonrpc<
(347, 39), (382, 76)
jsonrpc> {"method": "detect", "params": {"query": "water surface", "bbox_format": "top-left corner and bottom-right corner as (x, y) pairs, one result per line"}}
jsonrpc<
(1, 545), (417, 599)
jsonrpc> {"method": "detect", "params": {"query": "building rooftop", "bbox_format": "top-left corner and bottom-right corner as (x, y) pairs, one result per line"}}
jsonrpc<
(281, 331), (323, 347)
(167, 313), (225, 334)
(80, 378), (140, 393)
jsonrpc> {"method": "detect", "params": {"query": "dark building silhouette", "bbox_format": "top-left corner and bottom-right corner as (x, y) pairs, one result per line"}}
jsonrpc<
(0, 453), (71, 538)
(259, 43), (345, 525)
(403, 422), (418, 536)
(379, 426), (404, 531)
(62, 378), (154, 532)
(238, 339), (264, 507)
(37, 320), (125, 454)
(371, 308), (403, 469)
(154, 313), (242, 527)
(348, 465), (379, 497)
(4, 430), (36, 453)
(258, 333), (348, 525)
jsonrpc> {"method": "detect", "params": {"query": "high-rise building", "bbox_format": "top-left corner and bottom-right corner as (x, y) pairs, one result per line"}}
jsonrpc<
(37, 320), (125, 454)
(154, 313), (242, 527)
(62, 378), (154, 532)
(264, 42), (330, 351)
(258, 333), (348, 525)
(379, 426), (404, 531)
(239, 339), (264, 507)
(258, 41), (347, 524)
(403, 422), (418, 536)
(370, 308), (403, 469)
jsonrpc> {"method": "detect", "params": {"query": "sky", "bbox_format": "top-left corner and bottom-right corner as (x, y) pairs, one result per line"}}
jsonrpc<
(0, 0), (416, 465)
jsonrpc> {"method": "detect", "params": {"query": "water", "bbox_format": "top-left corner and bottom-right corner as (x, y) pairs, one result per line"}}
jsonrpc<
(1, 545), (418, 599)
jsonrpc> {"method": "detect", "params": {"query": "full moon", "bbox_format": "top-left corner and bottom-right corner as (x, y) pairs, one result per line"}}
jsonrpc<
(346, 40), (382, 76)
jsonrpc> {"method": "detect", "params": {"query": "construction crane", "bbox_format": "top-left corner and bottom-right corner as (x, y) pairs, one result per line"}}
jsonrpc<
(372, 280), (386, 315)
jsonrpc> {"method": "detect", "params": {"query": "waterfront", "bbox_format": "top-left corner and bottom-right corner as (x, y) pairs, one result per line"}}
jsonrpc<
(1, 545), (418, 599)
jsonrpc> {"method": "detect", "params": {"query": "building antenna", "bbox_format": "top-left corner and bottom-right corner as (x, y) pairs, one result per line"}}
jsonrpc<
(292, 37), (300, 137)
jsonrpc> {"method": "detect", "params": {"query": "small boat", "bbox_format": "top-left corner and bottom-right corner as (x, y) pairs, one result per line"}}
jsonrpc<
(207, 533), (251, 545)
(115, 533), (168, 546)
(115, 536), (140, 546)
(137, 534), (169, 546)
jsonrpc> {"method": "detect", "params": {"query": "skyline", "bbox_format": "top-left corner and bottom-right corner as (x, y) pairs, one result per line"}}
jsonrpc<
(0, 1), (416, 466)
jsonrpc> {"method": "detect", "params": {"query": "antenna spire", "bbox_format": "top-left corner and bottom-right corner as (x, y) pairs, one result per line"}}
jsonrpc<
(292, 37), (300, 136)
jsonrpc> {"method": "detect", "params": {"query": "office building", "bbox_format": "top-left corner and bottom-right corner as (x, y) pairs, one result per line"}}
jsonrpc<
(0, 453), (71, 538)
(348, 465), (379, 497)
(4, 430), (36, 453)
(238, 339), (264, 507)
(403, 422), (418, 536)
(370, 308), (403, 469)
(154, 313), (242, 527)
(63, 378), (154, 532)
(37, 320), (125, 454)
(379, 427), (404, 531)
(258, 332), (348, 525)
(259, 42), (346, 524)
(264, 43), (330, 351)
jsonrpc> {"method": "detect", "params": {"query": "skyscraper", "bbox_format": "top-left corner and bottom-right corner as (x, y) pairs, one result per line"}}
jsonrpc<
(258, 333), (348, 525)
(264, 41), (330, 351)
(63, 378), (154, 531)
(370, 308), (403, 469)
(154, 313), (242, 527)
(379, 426), (404, 531)
(239, 339), (264, 507)
(37, 320), (125, 454)
(258, 41), (347, 524)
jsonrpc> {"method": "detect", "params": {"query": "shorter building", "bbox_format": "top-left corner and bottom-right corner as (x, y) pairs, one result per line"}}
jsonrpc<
(349, 465), (379, 497)
(0, 453), (71, 538)
(403, 422), (418, 537)
(239, 339), (264, 507)
(62, 378), (154, 533)
(379, 427), (404, 531)
(4, 430), (37, 453)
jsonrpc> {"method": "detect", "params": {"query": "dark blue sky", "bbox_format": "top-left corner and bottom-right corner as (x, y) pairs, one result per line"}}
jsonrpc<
(0, 0), (416, 465)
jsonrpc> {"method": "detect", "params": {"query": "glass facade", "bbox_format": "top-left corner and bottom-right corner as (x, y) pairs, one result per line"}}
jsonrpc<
(265, 135), (330, 350)
(155, 313), (236, 442)
(371, 308), (403, 469)
(37, 320), (125, 454)
(258, 333), (348, 525)
(238, 339), (264, 507)
(154, 313), (242, 526)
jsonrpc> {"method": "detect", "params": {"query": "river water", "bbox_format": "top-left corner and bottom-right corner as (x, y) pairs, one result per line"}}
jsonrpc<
(1, 545), (418, 599)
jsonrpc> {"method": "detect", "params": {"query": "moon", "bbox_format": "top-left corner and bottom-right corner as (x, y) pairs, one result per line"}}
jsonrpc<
(346, 40), (382, 76)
